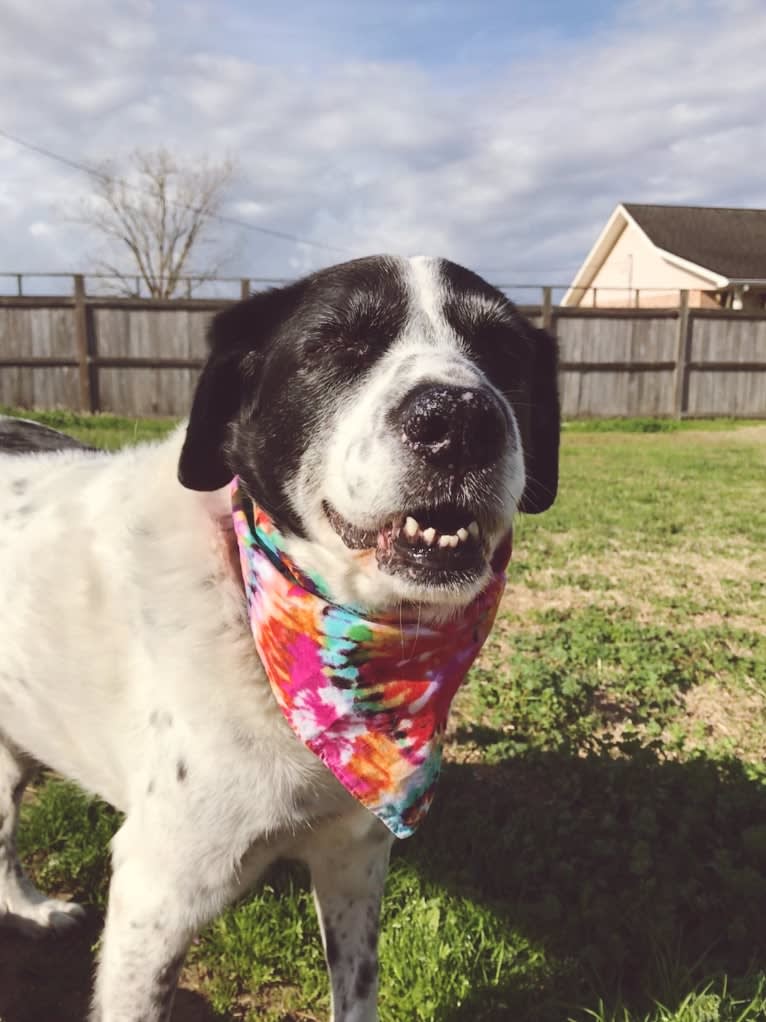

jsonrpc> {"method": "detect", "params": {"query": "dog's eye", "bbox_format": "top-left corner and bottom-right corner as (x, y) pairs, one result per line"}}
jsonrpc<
(303, 332), (373, 361)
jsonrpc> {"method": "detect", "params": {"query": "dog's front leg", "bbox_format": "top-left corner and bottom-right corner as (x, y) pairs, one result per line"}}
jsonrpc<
(90, 819), (232, 1022)
(303, 812), (394, 1022)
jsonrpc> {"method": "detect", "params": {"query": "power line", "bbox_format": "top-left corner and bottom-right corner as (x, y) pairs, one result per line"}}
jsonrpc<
(0, 128), (582, 275)
(0, 127), (351, 255)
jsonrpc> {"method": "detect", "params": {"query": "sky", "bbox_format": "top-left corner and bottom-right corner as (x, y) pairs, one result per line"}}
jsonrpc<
(1, 0), (765, 294)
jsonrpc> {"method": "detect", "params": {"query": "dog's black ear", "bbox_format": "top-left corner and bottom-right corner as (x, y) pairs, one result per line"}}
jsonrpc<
(517, 325), (560, 514)
(178, 287), (297, 491)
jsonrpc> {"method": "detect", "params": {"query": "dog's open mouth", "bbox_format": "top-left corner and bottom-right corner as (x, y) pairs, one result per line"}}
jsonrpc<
(323, 501), (488, 584)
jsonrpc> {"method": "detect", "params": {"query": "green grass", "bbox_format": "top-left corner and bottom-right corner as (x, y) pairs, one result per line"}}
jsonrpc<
(563, 418), (763, 434)
(0, 405), (177, 449)
(8, 411), (766, 1021)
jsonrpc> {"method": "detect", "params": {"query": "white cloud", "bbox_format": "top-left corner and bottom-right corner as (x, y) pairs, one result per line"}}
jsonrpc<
(0, 0), (764, 289)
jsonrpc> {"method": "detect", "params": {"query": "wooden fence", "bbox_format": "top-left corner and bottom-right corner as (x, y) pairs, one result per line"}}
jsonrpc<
(0, 280), (764, 418)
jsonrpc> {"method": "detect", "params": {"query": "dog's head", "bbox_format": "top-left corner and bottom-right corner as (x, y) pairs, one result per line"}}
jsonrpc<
(179, 256), (559, 613)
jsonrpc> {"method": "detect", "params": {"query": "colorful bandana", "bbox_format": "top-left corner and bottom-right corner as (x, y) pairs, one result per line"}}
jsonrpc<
(231, 479), (510, 839)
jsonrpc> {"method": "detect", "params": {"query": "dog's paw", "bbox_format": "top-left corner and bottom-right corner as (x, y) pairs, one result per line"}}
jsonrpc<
(0, 895), (87, 938)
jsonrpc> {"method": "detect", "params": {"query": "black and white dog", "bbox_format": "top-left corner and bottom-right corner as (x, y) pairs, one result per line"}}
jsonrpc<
(0, 256), (559, 1021)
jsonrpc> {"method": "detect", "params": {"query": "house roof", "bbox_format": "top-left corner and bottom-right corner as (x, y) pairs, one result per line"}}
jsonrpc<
(622, 203), (766, 282)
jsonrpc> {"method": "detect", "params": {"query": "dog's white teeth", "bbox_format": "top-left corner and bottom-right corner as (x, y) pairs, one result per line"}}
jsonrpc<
(404, 516), (420, 538)
(399, 515), (480, 549)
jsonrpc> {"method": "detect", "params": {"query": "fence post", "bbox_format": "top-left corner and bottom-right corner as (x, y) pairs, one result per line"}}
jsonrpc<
(673, 290), (691, 419)
(73, 274), (96, 413)
(16, 273), (23, 296)
(240, 278), (251, 300)
(542, 286), (553, 332)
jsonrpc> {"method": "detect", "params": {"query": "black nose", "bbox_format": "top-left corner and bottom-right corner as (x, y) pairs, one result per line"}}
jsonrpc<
(398, 384), (508, 470)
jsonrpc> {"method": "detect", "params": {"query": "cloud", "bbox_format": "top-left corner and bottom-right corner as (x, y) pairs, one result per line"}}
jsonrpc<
(1, 0), (765, 290)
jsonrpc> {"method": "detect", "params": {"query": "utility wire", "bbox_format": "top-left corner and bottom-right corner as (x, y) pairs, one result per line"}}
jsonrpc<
(0, 127), (351, 255)
(0, 127), (581, 277)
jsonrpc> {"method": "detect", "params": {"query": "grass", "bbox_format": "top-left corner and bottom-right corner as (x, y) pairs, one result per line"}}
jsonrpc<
(7, 410), (766, 1021)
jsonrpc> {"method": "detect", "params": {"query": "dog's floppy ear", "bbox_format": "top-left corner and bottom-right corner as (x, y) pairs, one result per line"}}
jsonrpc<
(517, 325), (560, 514)
(178, 286), (296, 491)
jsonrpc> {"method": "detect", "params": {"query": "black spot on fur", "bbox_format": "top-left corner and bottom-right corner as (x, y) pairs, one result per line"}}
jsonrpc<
(325, 927), (339, 967)
(176, 760), (188, 782)
(149, 710), (173, 728)
(146, 780), (155, 795)
(129, 522), (153, 538)
(345, 475), (363, 499)
(354, 958), (377, 1001)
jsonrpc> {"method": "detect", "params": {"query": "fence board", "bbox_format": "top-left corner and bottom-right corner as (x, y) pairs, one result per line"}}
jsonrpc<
(690, 317), (766, 363)
(0, 305), (80, 408)
(0, 295), (764, 418)
(556, 314), (678, 364)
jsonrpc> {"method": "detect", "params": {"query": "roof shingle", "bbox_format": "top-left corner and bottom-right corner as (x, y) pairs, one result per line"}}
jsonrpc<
(622, 203), (766, 282)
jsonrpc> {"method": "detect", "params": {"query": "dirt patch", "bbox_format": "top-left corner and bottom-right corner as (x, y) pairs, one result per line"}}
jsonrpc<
(680, 680), (766, 759)
(680, 424), (766, 448)
(502, 545), (766, 634)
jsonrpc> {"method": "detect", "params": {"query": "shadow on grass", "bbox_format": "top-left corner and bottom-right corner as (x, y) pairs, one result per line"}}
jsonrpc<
(0, 910), (232, 1022)
(7, 739), (766, 1022)
(399, 730), (766, 1021)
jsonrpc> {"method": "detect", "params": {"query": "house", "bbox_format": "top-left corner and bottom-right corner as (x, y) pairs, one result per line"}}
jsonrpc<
(562, 203), (766, 309)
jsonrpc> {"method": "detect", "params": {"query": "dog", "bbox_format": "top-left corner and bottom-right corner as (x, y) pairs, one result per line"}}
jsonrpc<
(0, 255), (559, 1022)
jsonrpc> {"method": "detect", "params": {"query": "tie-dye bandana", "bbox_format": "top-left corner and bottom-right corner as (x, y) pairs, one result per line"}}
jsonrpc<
(231, 479), (510, 839)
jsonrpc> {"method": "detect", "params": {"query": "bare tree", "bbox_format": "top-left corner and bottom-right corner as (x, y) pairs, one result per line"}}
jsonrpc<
(82, 148), (235, 298)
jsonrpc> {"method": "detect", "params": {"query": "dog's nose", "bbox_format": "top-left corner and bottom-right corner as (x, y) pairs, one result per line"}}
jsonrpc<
(399, 384), (508, 470)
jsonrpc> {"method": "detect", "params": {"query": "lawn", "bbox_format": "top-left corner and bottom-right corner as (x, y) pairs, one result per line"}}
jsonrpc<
(3, 410), (766, 1022)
